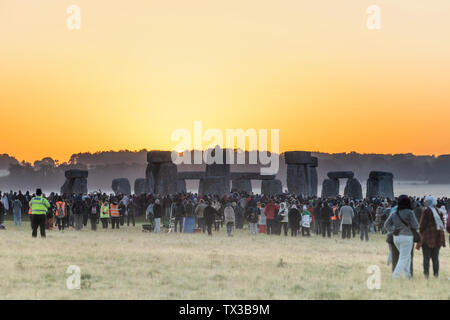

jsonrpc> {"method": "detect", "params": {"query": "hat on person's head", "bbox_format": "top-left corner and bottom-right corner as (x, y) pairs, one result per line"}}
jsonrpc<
(425, 195), (437, 208)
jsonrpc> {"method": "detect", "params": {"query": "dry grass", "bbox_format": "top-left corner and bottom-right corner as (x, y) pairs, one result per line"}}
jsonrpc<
(1, 219), (450, 300)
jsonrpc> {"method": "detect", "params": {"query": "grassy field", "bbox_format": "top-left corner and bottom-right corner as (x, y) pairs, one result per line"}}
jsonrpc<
(1, 218), (450, 300)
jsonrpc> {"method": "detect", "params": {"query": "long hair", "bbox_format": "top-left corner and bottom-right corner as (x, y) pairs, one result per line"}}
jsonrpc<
(397, 195), (412, 211)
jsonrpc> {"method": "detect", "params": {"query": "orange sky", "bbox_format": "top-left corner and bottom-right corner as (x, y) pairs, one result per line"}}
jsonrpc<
(1, 0), (450, 163)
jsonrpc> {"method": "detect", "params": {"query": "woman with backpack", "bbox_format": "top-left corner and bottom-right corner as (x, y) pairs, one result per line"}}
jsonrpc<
(384, 195), (419, 279)
(55, 197), (67, 231)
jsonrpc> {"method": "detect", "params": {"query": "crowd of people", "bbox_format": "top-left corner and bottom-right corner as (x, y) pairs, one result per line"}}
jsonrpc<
(1, 188), (449, 280)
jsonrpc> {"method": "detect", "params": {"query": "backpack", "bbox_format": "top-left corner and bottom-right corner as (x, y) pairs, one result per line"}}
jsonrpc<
(57, 204), (65, 218)
(247, 207), (258, 223)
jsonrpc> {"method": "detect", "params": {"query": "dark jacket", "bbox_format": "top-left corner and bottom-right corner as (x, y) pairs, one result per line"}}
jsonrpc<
(184, 202), (194, 218)
(319, 205), (333, 222)
(246, 206), (259, 224)
(72, 198), (84, 215)
(288, 207), (301, 228)
(358, 207), (372, 225)
(174, 203), (185, 218)
(153, 203), (162, 218)
(204, 205), (217, 225)
(119, 202), (127, 216)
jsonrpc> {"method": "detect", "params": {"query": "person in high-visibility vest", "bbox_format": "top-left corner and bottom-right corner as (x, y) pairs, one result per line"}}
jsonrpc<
(100, 200), (110, 229)
(332, 205), (339, 235)
(109, 198), (121, 229)
(29, 189), (51, 238)
(55, 197), (67, 231)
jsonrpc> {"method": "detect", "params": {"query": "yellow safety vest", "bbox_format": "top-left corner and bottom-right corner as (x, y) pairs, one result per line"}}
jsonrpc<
(100, 203), (110, 218)
(30, 196), (51, 215)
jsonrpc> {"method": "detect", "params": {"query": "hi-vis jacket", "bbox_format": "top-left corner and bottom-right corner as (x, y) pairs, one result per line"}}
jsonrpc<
(30, 196), (51, 215)
(100, 202), (110, 218)
(109, 204), (120, 217)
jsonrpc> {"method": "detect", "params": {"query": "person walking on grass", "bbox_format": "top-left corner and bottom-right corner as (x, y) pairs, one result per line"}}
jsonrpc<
(153, 199), (163, 233)
(288, 203), (301, 237)
(204, 201), (217, 236)
(264, 199), (277, 235)
(195, 199), (207, 233)
(358, 203), (372, 241)
(258, 202), (267, 234)
(224, 200), (235, 237)
(339, 200), (354, 239)
(417, 196), (445, 278)
(72, 195), (85, 231)
(100, 199), (110, 229)
(278, 202), (289, 236)
(29, 189), (51, 238)
(246, 204), (259, 236)
(173, 199), (185, 233)
(301, 205), (311, 236)
(55, 197), (67, 231)
(12, 197), (23, 226)
(89, 198), (99, 231)
(384, 195), (419, 279)
(320, 201), (333, 238)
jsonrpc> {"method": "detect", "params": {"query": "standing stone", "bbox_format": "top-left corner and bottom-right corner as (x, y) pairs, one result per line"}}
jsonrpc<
(285, 151), (318, 197)
(177, 179), (187, 194)
(309, 167), (318, 197)
(146, 151), (179, 196)
(199, 177), (230, 196)
(366, 171), (394, 199)
(155, 162), (178, 195)
(61, 170), (88, 195)
(65, 169), (89, 179)
(60, 179), (74, 195)
(287, 164), (308, 196)
(309, 157), (318, 197)
(344, 178), (363, 199)
(231, 179), (252, 193)
(327, 171), (354, 180)
(285, 151), (313, 164)
(112, 178), (131, 195)
(134, 178), (151, 195)
(72, 178), (88, 195)
(261, 179), (283, 196)
(321, 178), (339, 198)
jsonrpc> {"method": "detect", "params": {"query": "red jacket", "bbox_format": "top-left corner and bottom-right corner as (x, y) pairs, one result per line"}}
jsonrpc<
(265, 202), (277, 220)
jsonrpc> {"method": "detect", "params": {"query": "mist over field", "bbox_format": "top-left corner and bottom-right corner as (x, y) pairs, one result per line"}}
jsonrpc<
(1, 151), (450, 196)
